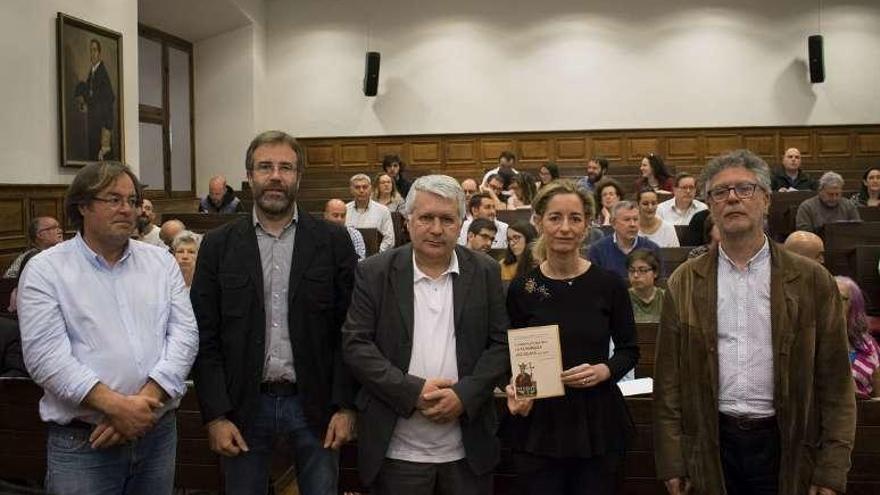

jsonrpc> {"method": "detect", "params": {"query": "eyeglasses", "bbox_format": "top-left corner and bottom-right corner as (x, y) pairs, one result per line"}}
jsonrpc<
(628, 267), (654, 275)
(707, 182), (760, 203)
(508, 234), (524, 244)
(92, 195), (139, 209)
(253, 162), (297, 176)
(38, 225), (62, 233)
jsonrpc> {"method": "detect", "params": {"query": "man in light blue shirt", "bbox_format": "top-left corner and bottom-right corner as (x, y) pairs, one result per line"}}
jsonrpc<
(17, 162), (199, 495)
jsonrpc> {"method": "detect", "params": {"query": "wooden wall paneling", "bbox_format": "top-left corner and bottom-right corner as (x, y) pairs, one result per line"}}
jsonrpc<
(374, 142), (407, 165)
(30, 198), (62, 221)
(304, 143), (335, 168)
(480, 138), (516, 166)
(339, 142), (370, 168)
(410, 140), (442, 167)
(780, 132), (813, 159)
(704, 134), (741, 157)
(742, 133), (777, 161)
(855, 130), (880, 156)
(591, 135), (624, 162)
(0, 199), (25, 240)
(626, 136), (661, 162)
(666, 135), (700, 162)
(518, 138), (551, 164)
(816, 131), (852, 159)
(445, 139), (478, 165)
(555, 137), (587, 162)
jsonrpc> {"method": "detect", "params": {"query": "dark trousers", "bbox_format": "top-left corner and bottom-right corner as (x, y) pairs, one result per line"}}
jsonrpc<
(372, 458), (491, 495)
(719, 414), (780, 495)
(512, 451), (623, 495)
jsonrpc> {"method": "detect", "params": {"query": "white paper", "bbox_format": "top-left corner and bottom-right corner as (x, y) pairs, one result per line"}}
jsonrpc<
(617, 377), (653, 396)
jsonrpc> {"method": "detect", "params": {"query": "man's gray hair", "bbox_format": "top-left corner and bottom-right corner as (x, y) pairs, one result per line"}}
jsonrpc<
(349, 173), (371, 185)
(610, 200), (639, 220)
(818, 171), (844, 190)
(700, 149), (772, 196)
(172, 230), (202, 251)
(404, 175), (466, 218)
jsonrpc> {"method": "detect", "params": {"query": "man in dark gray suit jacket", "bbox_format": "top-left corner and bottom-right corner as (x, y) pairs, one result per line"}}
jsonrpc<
(343, 175), (509, 495)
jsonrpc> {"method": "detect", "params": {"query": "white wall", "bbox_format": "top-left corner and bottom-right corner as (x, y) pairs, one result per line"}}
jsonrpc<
(259, 0), (880, 137)
(0, 0), (139, 184)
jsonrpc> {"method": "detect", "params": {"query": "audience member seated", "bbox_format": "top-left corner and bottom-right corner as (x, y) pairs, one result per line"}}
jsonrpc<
(637, 188), (680, 247)
(627, 249), (665, 324)
(458, 192), (509, 249)
(687, 213), (720, 259)
(500, 221), (537, 282)
(593, 178), (624, 226)
(346, 173), (395, 252)
(575, 156), (609, 193)
(324, 198), (366, 261)
(482, 172), (508, 210)
(172, 230), (200, 289)
(536, 162), (560, 190)
(771, 147), (817, 191)
(372, 172), (405, 215)
(158, 219), (185, 249)
(465, 218), (497, 254)
(851, 166), (880, 207)
(795, 171), (861, 233)
(3, 216), (63, 278)
(460, 177), (479, 208)
(0, 317), (26, 377)
(783, 230), (826, 264)
(588, 200), (661, 281)
(199, 175), (243, 213)
(136, 198), (164, 246)
(481, 150), (518, 188)
(836, 276), (880, 398)
(381, 153), (411, 197)
(634, 153), (674, 194)
(507, 172), (537, 209)
(656, 172), (707, 225)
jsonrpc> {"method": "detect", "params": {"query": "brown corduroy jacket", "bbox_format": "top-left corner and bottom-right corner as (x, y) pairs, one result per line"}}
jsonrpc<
(653, 242), (856, 494)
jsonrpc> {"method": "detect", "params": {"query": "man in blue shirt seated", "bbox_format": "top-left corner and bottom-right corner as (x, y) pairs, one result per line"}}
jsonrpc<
(17, 161), (199, 495)
(588, 200), (661, 281)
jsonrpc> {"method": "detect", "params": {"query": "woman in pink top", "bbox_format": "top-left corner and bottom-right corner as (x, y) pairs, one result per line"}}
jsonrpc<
(836, 276), (880, 398)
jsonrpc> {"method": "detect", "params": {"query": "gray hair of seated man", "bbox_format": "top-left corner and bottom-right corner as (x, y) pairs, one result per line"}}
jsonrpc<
(818, 171), (844, 190)
(404, 174), (466, 219)
(610, 200), (639, 221)
(700, 149), (772, 197)
(349, 173), (371, 186)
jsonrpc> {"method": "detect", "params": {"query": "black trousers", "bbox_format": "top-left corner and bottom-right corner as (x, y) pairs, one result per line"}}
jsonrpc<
(372, 458), (491, 495)
(512, 451), (623, 495)
(719, 414), (781, 495)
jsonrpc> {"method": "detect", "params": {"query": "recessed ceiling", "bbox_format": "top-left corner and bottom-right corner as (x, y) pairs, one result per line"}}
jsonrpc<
(138, 0), (253, 42)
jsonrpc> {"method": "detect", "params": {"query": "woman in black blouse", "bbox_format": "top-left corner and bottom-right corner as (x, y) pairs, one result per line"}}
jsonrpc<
(505, 180), (639, 495)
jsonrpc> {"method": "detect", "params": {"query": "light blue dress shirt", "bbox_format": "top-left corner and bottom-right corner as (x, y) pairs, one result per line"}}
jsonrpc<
(17, 234), (199, 424)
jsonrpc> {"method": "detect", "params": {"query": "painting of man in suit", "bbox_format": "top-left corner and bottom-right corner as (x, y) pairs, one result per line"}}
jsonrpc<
(58, 14), (123, 167)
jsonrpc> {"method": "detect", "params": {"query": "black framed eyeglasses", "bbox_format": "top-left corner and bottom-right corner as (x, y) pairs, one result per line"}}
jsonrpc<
(707, 183), (760, 202)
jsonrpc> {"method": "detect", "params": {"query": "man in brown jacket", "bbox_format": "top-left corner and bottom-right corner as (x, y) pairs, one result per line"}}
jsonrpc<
(653, 149), (855, 495)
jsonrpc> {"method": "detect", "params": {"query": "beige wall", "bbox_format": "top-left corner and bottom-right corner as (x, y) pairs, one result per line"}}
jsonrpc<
(0, 0), (139, 184)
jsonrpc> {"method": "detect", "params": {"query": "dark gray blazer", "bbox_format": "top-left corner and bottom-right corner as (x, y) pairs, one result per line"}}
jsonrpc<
(342, 244), (509, 485)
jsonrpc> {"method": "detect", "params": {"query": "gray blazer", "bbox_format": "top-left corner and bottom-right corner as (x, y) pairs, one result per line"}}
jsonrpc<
(342, 244), (509, 485)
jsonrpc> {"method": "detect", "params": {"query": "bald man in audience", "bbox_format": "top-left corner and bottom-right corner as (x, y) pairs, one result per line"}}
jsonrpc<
(784, 231), (826, 264)
(199, 175), (243, 214)
(461, 179), (479, 207)
(771, 148), (817, 192)
(325, 199), (367, 261)
(159, 219), (186, 248)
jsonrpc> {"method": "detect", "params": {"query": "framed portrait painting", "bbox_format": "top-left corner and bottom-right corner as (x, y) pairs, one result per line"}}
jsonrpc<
(57, 13), (124, 167)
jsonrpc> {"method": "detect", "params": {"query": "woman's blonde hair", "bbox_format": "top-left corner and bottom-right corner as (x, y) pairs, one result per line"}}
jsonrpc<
(530, 180), (595, 262)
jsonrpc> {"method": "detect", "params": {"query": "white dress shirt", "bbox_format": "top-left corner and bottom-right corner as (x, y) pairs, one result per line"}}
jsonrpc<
(656, 198), (707, 225)
(716, 237), (774, 418)
(640, 220), (680, 247)
(346, 200), (395, 252)
(386, 252), (465, 463)
(17, 234), (199, 424)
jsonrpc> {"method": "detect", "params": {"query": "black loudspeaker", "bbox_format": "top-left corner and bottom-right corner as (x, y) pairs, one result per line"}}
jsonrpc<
(363, 52), (380, 96)
(808, 35), (825, 83)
